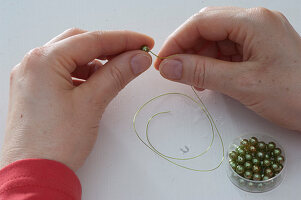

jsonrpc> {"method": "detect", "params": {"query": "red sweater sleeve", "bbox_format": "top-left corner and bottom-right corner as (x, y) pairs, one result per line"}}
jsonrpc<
(0, 159), (81, 200)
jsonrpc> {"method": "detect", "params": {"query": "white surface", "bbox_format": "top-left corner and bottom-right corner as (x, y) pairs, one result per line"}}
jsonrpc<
(1, 0), (301, 199)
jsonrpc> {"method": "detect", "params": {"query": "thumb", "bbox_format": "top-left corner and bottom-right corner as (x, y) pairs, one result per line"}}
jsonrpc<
(78, 50), (152, 106)
(158, 54), (244, 96)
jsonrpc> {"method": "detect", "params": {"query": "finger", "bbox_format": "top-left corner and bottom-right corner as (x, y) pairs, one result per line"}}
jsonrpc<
(45, 28), (87, 45)
(72, 78), (85, 86)
(194, 86), (205, 91)
(154, 7), (246, 69)
(77, 50), (152, 106)
(71, 59), (103, 80)
(48, 30), (154, 73)
(158, 54), (246, 97)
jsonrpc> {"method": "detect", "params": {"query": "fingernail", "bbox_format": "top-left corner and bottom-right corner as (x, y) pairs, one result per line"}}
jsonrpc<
(160, 60), (183, 80)
(131, 54), (151, 75)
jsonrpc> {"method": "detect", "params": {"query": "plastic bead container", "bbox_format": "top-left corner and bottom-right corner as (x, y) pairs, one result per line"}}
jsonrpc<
(226, 134), (286, 193)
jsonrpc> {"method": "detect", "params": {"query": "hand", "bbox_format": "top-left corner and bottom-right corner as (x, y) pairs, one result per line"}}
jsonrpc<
(0, 29), (154, 171)
(155, 7), (301, 131)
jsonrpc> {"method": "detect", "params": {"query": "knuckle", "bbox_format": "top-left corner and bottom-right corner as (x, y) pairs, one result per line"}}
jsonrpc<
(199, 6), (215, 13)
(65, 27), (84, 35)
(109, 65), (126, 91)
(273, 10), (288, 22)
(249, 7), (276, 20)
(273, 11), (285, 18)
(9, 66), (19, 82)
(193, 59), (206, 88)
(23, 46), (47, 68)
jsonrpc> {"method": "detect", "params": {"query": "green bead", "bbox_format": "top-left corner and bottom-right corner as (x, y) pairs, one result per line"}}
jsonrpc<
(248, 182), (255, 188)
(229, 151), (238, 161)
(267, 142), (276, 151)
(240, 139), (249, 148)
(249, 137), (258, 146)
(239, 178), (246, 185)
(249, 145), (257, 153)
(141, 45), (150, 52)
(273, 148), (282, 157)
(276, 155), (285, 164)
(229, 160), (237, 170)
(262, 176), (270, 181)
(244, 170), (253, 179)
(244, 161), (253, 170)
(253, 173), (261, 181)
(252, 158), (260, 165)
(257, 183), (264, 189)
(277, 164), (283, 172)
(252, 165), (260, 173)
(257, 151), (265, 160)
(236, 165), (245, 175)
(265, 168), (274, 177)
(271, 163), (279, 171)
(257, 141), (266, 151)
(265, 153), (271, 160)
(263, 159), (271, 167)
(245, 153), (252, 161)
(236, 147), (246, 155)
(237, 155), (245, 164)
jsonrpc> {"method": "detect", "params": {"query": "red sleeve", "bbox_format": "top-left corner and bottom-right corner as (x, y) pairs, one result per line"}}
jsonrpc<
(0, 159), (82, 200)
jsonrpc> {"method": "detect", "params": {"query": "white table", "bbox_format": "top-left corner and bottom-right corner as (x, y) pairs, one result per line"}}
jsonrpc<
(1, 0), (301, 199)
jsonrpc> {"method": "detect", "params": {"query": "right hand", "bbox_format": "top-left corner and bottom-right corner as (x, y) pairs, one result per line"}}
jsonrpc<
(155, 7), (301, 131)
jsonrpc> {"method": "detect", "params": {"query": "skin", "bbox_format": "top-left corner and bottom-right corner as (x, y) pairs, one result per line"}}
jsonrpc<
(0, 29), (154, 171)
(1, 7), (301, 172)
(155, 7), (301, 131)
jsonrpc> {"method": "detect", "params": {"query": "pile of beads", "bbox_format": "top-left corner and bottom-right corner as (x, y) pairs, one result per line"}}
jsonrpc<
(229, 137), (284, 181)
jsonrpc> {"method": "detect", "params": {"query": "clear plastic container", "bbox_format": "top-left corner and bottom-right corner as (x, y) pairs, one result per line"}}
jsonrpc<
(226, 134), (286, 193)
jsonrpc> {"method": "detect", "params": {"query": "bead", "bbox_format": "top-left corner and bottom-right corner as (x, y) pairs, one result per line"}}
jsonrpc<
(253, 173), (261, 181)
(257, 151), (265, 160)
(141, 45), (150, 52)
(240, 139), (249, 148)
(229, 151), (238, 161)
(257, 141), (266, 151)
(267, 142), (276, 151)
(262, 176), (270, 181)
(244, 170), (253, 179)
(244, 161), (253, 170)
(249, 145), (257, 153)
(271, 163), (279, 171)
(264, 153), (270, 160)
(245, 153), (252, 161)
(249, 137), (258, 146)
(277, 164), (283, 172)
(236, 165), (245, 174)
(236, 147), (246, 155)
(239, 178), (246, 185)
(237, 155), (245, 164)
(252, 165), (260, 173)
(248, 182), (254, 188)
(229, 160), (237, 170)
(273, 148), (282, 157)
(265, 168), (274, 177)
(263, 159), (271, 167)
(257, 183), (264, 189)
(276, 155), (285, 164)
(252, 158), (260, 166)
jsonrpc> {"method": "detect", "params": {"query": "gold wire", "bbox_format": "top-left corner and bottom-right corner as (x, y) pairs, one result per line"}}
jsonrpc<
(133, 87), (225, 172)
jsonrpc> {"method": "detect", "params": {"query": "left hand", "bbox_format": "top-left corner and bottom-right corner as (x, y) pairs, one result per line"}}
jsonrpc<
(0, 28), (154, 171)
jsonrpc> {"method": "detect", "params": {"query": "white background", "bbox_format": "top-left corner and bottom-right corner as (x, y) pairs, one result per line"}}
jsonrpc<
(1, 0), (301, 199)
